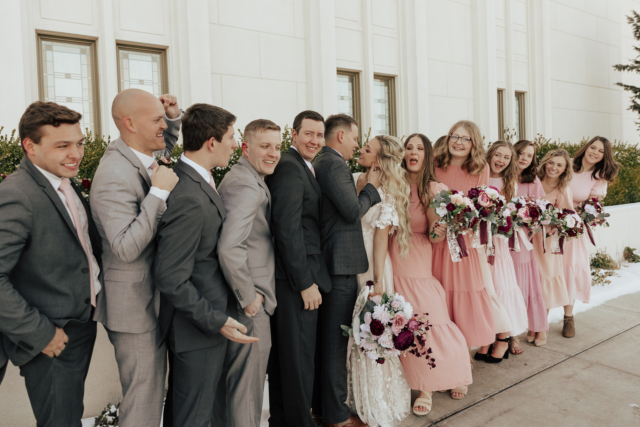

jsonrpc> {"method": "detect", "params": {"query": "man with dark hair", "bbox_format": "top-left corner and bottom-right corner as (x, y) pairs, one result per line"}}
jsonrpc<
(154, 103), (258, 427)
(0, 101), (102, 426)
(312, 114), (381, 427)
(266, 110), (332, 427)
(214, 118), (282, 427)
(90, 89), (181, 427)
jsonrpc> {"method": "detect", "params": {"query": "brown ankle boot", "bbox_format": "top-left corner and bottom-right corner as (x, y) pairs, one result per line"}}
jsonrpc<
(563, 315), (575, 338)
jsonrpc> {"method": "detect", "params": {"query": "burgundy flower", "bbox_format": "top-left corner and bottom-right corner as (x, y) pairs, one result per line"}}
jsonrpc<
(515, 202), (523, 209)
(446, 203), (455, 211)
(365, 280), (374, 288)
(480, 210), (489, 218)
(376, 358), (385, 365)
(451, 189), (459, 195)
(81, 179), (91, 190)
(468, 188), (480, 199)
(546, 203), (554, 210)
(393, 329), (414, 351)
(370, 320), (385, 336)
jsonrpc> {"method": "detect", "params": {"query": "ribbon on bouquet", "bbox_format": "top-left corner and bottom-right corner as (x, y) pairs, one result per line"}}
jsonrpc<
(550, 231), (565, 254)
(515, 227), (533, 251)
(508, 232), (520, 252)
(485, 221), (495, 265)
(585, 223), (596, 246)
(446, 227), (469, 262)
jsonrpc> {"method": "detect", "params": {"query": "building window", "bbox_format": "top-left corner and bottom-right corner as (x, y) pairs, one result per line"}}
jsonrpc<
(515, 92), (526, 141)
(497, 89), (505, 140)
(117, 44), (168, 96)
(336, 70), (361, 129)
(37, 34), (100, 135)
(373, 75), (396, 136)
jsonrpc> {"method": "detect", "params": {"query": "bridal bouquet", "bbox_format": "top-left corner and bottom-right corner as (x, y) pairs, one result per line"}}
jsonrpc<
(467, 186), (508, 260)
(505, 196), (548, 251)
(551, 208), (584, 253)
(429, 189), (479, 262)
(342, 283), (435, 367)
(576, 198), (609, 246)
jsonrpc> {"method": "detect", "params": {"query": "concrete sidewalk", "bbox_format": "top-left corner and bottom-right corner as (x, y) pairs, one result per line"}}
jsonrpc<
(399, 291), (640, 427)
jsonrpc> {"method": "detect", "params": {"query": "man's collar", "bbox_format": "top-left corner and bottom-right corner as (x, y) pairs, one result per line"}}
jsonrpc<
(180, 153), (212, 184)
(33, 164), (63, 191)
(128, 146), (156, 170)
(290, 145), (313, 169)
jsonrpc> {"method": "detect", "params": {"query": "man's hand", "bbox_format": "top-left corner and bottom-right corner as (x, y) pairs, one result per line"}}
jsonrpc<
(368, 163), (382, 188)
(159, 94), (180, 119)
(41, 326), (68, 358)
(151, 165), (179, 192)
(244, 293), (264, 317)
(219, 317), (260, 344)
(301, 284), (322, 310)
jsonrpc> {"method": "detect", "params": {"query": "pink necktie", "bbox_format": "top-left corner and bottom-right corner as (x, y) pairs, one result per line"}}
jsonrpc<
(59, 178), (96, 307)
(208, 172), (219, 194)
(309, 165), (316, 178)
(149, 159), (159, 172)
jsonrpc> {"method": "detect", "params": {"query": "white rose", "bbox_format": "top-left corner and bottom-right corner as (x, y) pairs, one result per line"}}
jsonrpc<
(450, 193), (464, 205)
(585, 204), (597, 215)
(503, 209), (511, 217)
(436, 207), (448, 217)
(373, 305), (391, 323)
(485, 187), (499, 197)
(566, 216), (576, 228)
(366, 351), (378, 360)
(403, 302), (413, 318)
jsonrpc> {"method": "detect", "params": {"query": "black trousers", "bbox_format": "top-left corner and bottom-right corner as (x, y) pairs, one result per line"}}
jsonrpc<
(268, 278), (319, 427)
(0, 359), (7, 385)
(313, 274), (359, 424)
(19, 319), (97, 427)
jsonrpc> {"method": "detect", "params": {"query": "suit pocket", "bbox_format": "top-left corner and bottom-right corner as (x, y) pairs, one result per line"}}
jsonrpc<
(249, 266), (270, 278)
(104, 268), (145, 283)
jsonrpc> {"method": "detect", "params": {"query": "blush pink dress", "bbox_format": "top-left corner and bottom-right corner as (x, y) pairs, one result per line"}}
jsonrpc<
(564, 170), (608, 304)
(487, 177), (529, 336)
(390, 182), (472, 392)
(432, 164), (504, 347)
(532, 186), (573, 309)
(510, 178), (549, 332)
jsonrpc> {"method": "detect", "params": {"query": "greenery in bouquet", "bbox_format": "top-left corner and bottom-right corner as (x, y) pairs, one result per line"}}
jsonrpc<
(576, 198), (610, 228)
(428, 189), (478, 239)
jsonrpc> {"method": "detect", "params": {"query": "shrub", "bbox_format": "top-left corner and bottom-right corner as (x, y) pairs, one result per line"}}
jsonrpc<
(623, 247), (640, 263)
(591, 268), (616, 286)
(590, 249), (620, 270)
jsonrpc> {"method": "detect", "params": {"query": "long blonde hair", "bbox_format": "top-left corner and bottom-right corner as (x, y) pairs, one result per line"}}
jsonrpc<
(374, 135), (412, 257)
(434, 120), (486, 175)
(486, 141), (518, 200)
(537, 149), (574, 190)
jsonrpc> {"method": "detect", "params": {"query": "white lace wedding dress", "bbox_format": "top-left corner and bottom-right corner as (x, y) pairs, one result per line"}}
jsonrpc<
(347, 173), (411, 427)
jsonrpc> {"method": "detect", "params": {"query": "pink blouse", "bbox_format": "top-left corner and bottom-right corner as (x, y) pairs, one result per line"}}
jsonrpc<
(517, 177), (546, 200)
(569, 170), (608, 208)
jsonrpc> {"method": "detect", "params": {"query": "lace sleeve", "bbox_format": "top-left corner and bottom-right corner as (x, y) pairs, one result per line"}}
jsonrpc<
(372, 190), (399, 234)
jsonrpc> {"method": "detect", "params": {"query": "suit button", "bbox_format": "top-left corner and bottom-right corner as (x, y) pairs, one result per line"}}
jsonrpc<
(85, 298), (91, 304)
(82, 268), (89, 274)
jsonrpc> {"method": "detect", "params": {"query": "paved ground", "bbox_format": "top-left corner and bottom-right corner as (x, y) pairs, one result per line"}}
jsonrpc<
(397, 291), (640, 427)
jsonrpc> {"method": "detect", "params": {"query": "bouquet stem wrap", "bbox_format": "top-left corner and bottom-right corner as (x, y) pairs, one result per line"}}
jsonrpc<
(447, 227), (468, 262)
(585, 223), (596, 246)
(550, 232), (565, 254)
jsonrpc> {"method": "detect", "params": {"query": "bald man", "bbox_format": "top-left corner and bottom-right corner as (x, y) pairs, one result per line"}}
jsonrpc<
(90, 89), (181, 427)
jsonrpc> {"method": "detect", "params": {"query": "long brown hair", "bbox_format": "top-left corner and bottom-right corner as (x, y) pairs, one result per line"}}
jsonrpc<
(513, 139), (538, 184)
(538, 149), (573, 190)
(572, 136), (620, 183)
(486, 141), (518, 200)
(434, 120), (486, 175)
(401, 133), (438, 216)
(433, 135), (447, 158)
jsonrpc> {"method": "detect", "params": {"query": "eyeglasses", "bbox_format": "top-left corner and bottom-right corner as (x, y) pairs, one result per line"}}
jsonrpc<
(449, 134), (472, 145)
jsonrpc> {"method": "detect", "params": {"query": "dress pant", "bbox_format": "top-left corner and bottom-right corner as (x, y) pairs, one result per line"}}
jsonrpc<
(213, 305), (272, 427)
(169, 323), (227, 427)
(0, 360), (6, 385)
(268, 279), (319, 427)
(19, 319), (97, 427)
(106, 326), (166, 427)
(314, 274), (359, 424)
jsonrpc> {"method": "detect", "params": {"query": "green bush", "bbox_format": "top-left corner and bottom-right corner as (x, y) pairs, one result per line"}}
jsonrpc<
(623, 247), (640, 263)
(590, 249), (620, 270)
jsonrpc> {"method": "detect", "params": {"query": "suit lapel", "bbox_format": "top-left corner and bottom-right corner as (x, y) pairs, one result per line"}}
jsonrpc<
(238, 156), (271, 206)
(114, 138), (152, 190)
(175, 160), (226, 221)
(20, 157), (80, 241)
(287, 147), (322, 197)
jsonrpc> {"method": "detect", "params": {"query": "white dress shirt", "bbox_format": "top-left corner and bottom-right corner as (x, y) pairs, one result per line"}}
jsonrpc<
(180, 154), (214, 185)
(128, 148), (171, 201)
(34, 165), (102, 295)
(291, 146), (314, 170)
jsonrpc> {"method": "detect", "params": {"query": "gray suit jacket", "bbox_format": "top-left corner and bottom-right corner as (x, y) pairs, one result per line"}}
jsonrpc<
(218, 156), (276, 316)
(90, 118), (180, 334)
(154, 159), (231, 353)
(0, 157), (102, 366)
(312, 147), (381, 275)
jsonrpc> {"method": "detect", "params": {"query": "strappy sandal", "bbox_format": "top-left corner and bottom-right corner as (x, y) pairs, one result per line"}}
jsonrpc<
(485, 337), (510, 364)
(413, 391), (433, 416)
(451, 385), (468, 400)
(509, 336), (524, 355)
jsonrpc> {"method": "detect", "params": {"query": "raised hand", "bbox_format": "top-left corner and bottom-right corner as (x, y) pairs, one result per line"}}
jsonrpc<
(151, 165), (179, 192)
(159, 94), (180, 119)
(368, 163), (382, 188)
(219, 317), (260, 344)
(301, 283), (322, 310)
(41, 326), (68, 358)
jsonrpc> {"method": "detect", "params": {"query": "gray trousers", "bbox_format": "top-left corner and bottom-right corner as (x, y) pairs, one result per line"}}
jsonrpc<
(213, 305), (272, 427)
(106, 326), (166, 427)
(19, 320), (96, 427)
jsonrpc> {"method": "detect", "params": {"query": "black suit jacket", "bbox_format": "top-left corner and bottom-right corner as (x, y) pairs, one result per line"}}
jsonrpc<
(312, 147), (381, 275)
(0, 156), (102, 366)
(154, 159), (231, 354)
(265, 147), (331, 293)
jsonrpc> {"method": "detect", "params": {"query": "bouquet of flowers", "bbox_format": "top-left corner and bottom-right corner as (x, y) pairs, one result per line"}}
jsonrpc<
(429, 189), (479, 262)
(466, 186), (509, 261)
(576, 198), (609, 246)
(94, 402), (120, 426)
(551, 208), (584, 253)
(505, 196), (550, 251)
(342, 282), (435, 367)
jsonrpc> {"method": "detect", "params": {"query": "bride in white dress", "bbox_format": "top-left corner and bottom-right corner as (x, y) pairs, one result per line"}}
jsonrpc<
(347, 135), (413, 427)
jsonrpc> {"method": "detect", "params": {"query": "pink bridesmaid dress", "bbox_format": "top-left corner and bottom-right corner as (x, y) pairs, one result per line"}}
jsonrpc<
(564, 171), (608, 304)
(432, 164), (502, 347)
(390, 182), (472, 392)
(532, 186), (573, 309)
(510, 178), (549, 332)
(487, 177), (529, 336)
